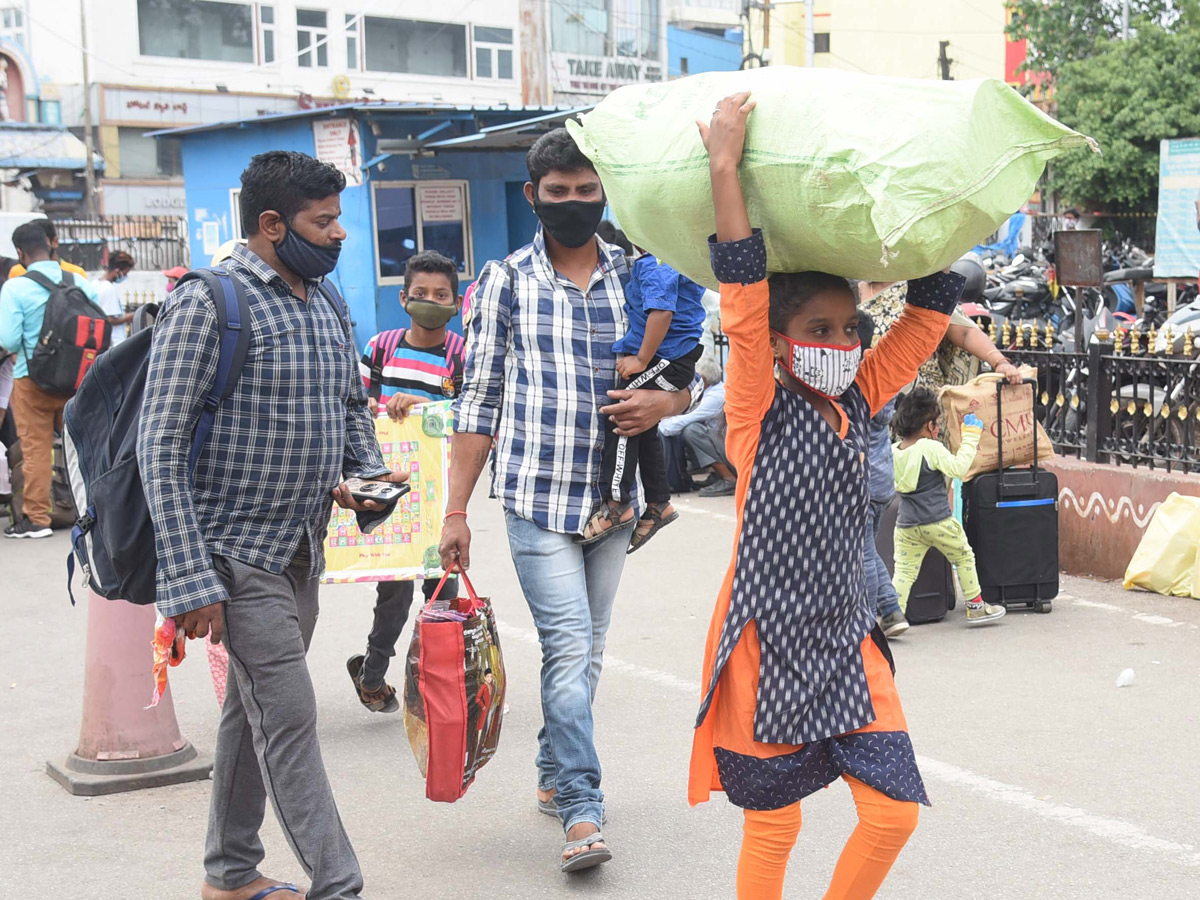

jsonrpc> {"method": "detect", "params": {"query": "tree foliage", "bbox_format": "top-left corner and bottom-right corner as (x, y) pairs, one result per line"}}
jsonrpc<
(1004, 0), (1177, 78)
(1053, 26), (1200, 215)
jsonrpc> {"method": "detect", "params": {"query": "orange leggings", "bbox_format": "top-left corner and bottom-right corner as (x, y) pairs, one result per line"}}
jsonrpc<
(736, 775), (920, 900)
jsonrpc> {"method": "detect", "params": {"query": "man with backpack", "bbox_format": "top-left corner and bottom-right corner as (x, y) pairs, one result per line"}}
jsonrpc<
(0, 221), (104, 538)
(137, 151), (405, 900)
(8, 217), (89, 279)
(346, 249), (464, 713)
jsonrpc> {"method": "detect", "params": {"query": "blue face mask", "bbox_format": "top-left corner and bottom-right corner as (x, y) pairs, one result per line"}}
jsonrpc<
(274, 222), (342, 279)
(114, 273), (128, 284)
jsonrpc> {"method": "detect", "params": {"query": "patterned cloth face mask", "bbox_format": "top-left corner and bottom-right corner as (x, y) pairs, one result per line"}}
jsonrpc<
(772, 332), (863, 399)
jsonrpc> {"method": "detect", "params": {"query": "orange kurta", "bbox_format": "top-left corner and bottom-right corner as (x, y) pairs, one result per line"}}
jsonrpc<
(688, 272), (952, 808)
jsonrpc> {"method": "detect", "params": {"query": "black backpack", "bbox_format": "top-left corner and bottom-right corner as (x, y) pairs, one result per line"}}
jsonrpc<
(21, 270), (111, 396)
(61, 268), (349, 606)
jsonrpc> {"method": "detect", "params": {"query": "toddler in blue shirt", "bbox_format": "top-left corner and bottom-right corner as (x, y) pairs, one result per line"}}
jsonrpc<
(584, 251), (706, 553)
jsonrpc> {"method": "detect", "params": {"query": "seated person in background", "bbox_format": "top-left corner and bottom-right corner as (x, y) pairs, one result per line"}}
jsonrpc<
(659, 350), (736, 497)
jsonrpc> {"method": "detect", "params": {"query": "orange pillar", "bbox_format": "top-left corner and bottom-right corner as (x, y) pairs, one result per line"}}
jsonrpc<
(47, 592), (212, 795)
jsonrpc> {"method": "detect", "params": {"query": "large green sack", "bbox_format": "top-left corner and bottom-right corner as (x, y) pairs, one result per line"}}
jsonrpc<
(567, 67), (1096, 288)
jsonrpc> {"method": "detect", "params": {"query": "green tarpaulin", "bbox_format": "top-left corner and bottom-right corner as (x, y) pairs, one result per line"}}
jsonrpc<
(568, 67), (1096, 288)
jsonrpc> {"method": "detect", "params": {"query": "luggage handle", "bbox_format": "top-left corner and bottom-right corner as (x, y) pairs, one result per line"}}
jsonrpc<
(428, 561), (482, 612)
(994, 377), (1040, 475)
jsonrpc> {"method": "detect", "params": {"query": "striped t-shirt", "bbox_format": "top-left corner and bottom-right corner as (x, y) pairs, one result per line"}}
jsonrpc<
(359, 329), (465, 403)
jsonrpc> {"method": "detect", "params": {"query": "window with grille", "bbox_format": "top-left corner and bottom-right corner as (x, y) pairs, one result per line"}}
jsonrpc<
(297, 8), (328, 68)
(258, 4), (276, 63)
(473, 26), (514, 81)
(345, 13), (361, 70)
(363, 16), (467, 78)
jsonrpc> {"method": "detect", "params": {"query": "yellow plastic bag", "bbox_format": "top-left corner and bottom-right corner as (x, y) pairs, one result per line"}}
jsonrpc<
(1122, 492), (1200, 597)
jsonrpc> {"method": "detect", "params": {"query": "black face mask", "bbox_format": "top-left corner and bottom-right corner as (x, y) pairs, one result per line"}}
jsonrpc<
(274, 223), (342, 279)
(532, 198), (606, 249)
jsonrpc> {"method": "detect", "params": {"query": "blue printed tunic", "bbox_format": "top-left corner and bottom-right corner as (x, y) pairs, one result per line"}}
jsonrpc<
(688, 231), (964, 811)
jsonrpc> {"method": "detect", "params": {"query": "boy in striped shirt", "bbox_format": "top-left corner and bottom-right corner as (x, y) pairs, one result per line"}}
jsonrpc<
(347, 250), (464, 712)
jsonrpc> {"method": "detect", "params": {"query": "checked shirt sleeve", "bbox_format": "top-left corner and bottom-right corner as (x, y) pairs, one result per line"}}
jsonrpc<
(453, 260), (512, 436)
(136, 283), (228, 618)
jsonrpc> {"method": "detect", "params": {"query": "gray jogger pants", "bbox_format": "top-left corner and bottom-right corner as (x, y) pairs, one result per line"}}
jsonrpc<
(205, 554), (364, 900)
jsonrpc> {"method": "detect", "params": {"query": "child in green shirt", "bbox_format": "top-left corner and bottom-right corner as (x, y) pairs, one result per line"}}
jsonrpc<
(892, 387), (1006, 626)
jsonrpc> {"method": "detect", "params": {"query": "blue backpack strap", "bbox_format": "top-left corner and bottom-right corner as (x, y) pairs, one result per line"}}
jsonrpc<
(178, 268), (253, 471)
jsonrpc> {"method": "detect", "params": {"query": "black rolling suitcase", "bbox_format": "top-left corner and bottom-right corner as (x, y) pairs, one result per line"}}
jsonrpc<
(875, 495), (957, 624)
(962, 379), (1058, 613)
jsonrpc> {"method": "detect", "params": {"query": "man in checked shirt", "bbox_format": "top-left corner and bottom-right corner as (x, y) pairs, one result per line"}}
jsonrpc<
(440, 130), (700, 874)
(138, 151), (407, 900)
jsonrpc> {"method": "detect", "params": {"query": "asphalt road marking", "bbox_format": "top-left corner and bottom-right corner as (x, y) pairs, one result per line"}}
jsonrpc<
(1072, 596), (1198, 629)
(916, 757), (1200, 868)
(498, 619), (1200, 869)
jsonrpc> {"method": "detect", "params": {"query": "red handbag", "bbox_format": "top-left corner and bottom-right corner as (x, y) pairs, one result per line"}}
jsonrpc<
(403, 565), (506, 802)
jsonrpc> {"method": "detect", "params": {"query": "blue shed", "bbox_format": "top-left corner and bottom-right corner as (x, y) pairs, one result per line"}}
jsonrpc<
(152, 103), (587, 347)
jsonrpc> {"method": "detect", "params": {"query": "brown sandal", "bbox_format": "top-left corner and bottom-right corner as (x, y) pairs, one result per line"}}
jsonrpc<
(577, 503), (634, 545)
(347, 655), (400, 713)
(627, 503), (679, 555)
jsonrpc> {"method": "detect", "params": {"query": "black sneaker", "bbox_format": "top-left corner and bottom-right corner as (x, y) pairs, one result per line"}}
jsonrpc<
(699, 478), (736, 498)
(4, 516), (51, 539)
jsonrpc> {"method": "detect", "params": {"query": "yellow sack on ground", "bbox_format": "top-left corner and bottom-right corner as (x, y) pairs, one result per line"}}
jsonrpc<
(1123, 492), (1200, 597)
(941, 367), (1054, 480)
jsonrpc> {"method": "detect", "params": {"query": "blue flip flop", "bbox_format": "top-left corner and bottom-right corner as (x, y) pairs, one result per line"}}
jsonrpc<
(561, 830), (612, 874)
(247, 885), (302, 900)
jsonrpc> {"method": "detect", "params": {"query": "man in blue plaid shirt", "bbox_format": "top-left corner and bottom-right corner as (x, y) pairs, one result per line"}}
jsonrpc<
(138, 151), (406, 900)
(441, 130), (699, 875)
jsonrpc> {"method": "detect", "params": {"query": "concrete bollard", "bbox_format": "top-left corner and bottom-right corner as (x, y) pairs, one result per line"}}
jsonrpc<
(46, 592), (213, 795)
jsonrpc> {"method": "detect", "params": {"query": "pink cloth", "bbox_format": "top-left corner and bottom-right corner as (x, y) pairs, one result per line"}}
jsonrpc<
(206, 639), (229, 707)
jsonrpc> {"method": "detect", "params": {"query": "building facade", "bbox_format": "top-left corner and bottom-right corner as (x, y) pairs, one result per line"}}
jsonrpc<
(668, 0), (744, 77)
(162, 104), (580, 344)
(747, 0), (1024, 82)
(19, 0), (525, 214)
(0, 0), (746, 216)
(527, 0), (669, 103)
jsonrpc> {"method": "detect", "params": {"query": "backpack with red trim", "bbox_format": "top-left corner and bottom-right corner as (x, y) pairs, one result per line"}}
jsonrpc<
(21, 270), (111, 397)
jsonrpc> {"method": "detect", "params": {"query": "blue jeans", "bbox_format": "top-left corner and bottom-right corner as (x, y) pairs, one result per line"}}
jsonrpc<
(868, 499), (903, 617)
(504, 509), (628, 833)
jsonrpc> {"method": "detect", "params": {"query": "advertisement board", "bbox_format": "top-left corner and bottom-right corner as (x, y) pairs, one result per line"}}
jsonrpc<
(322, 402), (452, 583)
(1153, 138), (1200, 278)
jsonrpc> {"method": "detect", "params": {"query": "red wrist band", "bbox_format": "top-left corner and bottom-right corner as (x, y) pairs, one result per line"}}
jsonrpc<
(444, 510), (468, 521)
